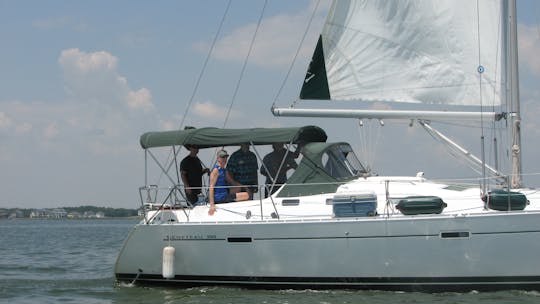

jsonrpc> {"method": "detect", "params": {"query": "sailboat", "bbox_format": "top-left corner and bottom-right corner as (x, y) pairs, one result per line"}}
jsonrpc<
(115, 0), (540, 291)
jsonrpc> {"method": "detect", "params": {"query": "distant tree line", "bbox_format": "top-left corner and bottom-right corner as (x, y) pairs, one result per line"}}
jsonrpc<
(0, 205), (138, 219)
(63, 205), (138, 217)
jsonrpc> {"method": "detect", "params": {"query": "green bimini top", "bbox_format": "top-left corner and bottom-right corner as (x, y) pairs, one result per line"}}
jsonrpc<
(139, 125), (327, 149)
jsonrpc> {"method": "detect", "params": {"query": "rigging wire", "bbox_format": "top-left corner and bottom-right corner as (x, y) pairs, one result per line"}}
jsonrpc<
(205, 0), (268, 170)
(430, 119), (510, 175)
(476, 0), (488, 193)
(421, 123), (484, 176)
(222, 0), (268, 127)
(487, 4), (503, 175)
(274, 0), (322, 106)
(178, 0), (232, 130)
(156, 1), (231, 187)
(356, 119), (382, 174)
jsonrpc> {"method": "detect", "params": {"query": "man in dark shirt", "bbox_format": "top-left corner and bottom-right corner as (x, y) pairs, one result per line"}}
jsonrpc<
(227, 143), (258, 196)
(180, 145), (208, 204)
(261, 143), (297, 197)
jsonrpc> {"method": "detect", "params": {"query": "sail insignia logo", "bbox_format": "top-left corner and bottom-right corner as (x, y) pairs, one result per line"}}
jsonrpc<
(305, 72), (315, 83)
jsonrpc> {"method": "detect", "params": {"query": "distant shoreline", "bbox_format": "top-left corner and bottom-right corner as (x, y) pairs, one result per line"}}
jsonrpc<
(0, 206), (140, 220)
(0, 216), (141, 220)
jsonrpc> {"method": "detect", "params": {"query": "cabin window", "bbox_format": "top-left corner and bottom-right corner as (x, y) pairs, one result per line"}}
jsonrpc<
(321, 144), (367, 179)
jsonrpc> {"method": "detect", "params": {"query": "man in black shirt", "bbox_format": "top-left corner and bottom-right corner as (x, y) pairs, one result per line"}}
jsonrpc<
(180, 145), (209, 204)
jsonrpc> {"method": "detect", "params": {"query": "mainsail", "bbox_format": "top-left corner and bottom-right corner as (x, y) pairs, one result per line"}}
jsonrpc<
(300, 0), (504, 106)
(273, 0), (522, 186)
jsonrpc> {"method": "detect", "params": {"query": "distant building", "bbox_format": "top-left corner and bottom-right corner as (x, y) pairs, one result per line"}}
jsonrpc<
(50, 208), (67, 219)
(67, 212), (82, 219)
(83, 211), (95, 218)
(30, 208), (67, 219)
(30, 209), (48, 218)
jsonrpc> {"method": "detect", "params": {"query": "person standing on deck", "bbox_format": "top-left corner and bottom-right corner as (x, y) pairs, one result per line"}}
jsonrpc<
(180, 145), (209, 204)
(260, 143), (297, 197)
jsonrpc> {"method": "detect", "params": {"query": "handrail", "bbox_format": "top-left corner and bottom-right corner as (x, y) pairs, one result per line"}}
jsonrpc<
(137, 174), (522, 224)
(139, 182), (280, 222)
(142, 185), (184, 224)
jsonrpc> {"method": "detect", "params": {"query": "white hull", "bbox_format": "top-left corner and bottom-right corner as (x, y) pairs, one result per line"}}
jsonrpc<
(115, 177), (540, 291)
(116, 0), (537, 292)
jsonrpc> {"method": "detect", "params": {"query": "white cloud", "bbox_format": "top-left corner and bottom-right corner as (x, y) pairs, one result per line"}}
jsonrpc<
(0, 102), (45, 137)
(86, 140), (136, 156)
(126, 88), (154, 112)
(15, 122), (32, 134)
(0, 47), (163, 159)
(44, 122), (59, 139)
(0, 100), (111, 151)
(198, 4), (327, 68)
(192, 101), (224, 119)
(160, 119), (177, 131)
(191, 100), (240, 122)
(0, 110), (32, 138)
(521, 88), (540, 138)
(0, 112), (12, 129)
(2, 100), (73, 140)
(518, 24), (540, 76)
(60, 48), (117, 73)
(67, 117), (79, 127)
(58, 48), (155, 111)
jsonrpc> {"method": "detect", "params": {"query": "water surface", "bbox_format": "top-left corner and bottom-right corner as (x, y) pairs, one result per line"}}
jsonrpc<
(1, 219), (539, 303)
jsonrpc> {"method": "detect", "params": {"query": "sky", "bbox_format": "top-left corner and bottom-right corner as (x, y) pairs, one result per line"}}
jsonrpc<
(1, 0), (540, 209)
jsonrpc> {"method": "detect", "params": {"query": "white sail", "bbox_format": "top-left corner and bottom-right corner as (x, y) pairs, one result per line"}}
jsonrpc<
(300, 0), (504, 106)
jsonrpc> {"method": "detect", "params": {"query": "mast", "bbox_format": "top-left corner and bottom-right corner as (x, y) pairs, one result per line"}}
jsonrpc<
(508, 0), (522, 188)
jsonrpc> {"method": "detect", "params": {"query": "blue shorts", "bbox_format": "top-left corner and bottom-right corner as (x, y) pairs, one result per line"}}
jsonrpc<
(215, 193), (236, 204)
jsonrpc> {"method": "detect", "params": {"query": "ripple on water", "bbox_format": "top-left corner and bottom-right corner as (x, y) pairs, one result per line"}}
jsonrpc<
(2, 219), (540, 304)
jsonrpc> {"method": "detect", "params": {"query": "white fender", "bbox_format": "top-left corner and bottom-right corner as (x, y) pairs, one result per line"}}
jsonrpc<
(162, 246), (175, 279)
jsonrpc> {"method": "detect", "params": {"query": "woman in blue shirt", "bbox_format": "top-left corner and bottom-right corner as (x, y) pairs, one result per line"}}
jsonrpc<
(208, 149), (249, 215)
